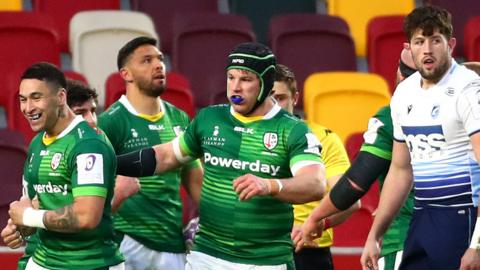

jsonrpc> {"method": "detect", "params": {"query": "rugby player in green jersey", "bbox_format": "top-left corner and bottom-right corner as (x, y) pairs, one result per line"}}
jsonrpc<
(1, 63), (124, 269)
(116, 42), (326, 269)
(98, 36), (203, 270)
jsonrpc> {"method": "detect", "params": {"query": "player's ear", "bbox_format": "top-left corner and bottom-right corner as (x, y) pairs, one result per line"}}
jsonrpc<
(120, 67), (133, 83)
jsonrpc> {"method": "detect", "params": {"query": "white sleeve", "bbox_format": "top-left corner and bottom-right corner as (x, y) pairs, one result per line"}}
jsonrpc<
(457, 79), (480, 136)
(390, 92), (406, 141)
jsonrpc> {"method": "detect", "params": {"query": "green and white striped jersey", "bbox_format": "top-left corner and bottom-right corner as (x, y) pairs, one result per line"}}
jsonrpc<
(179, 104), (323, 265)
(99, 96), (198, 252)
(24, 116), (123, 269)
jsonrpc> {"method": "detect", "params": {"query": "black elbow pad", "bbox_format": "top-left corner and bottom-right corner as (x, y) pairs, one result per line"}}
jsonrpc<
(330, 151), (390, 210)
(116, 147), (157, 177)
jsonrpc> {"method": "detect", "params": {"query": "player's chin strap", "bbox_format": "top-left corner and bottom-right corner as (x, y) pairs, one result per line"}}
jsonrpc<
(117, 147), (157, 177)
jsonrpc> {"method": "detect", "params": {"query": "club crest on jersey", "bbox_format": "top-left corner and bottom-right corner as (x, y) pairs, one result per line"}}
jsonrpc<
(263, 132), (278, 150)
(431, 104), (440, 119)
(51, 153), (62, 170)
(407, 104), (413, 114)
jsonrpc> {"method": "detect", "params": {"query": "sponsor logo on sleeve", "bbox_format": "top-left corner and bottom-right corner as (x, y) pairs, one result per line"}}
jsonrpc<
(76, 153), (104, 184)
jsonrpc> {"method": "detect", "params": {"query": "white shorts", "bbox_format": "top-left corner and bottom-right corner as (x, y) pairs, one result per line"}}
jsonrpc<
(377, 250), (403, 270)
(185, 251), (287, 270)
(120, 234), (186, 270)
(26, 257), (124, 270)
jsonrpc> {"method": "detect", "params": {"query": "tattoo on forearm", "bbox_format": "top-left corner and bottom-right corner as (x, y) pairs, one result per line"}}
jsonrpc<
(43, 205), (81, 233)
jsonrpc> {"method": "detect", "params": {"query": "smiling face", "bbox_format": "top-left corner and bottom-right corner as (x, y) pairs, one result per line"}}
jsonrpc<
(409, 28), (455, 86)
(227, 69), (261, 115)
(123, 44), (166, 97)
(19, 79), (63, 134)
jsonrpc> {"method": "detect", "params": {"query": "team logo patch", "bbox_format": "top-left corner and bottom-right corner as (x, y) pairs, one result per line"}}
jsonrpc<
(431, 104), (440, 119)
(51, 153), (62, 170)
(77, 153), (104, 185)
(263, 132), (278, 150)
(407, 104), (413, 114)
(84, 154), (96, 171)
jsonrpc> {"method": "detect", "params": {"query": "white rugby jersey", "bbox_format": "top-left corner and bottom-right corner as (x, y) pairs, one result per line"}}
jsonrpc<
(391, 60), (480, 208)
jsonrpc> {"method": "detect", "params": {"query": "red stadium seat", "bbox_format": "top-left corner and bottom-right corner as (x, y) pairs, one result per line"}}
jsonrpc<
(172, 13), (255, 109)
(367, 15), (406, 93)
(269, 14), (356, 110)
(104, 72), (125, 110)
(464, 16), (480, 61)
(0, 129), (27, 229)
(105, 72), (196, 118)
(130, 0), (218, 55)
(32, 0), (120, 53)
(0, 12), (60, 109)
(424, 0), (480, 58)
(64, 70), (89, 84)
(345, 132), (364, 161)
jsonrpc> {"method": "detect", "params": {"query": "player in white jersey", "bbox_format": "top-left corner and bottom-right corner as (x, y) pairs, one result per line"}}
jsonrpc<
(361, 6), (480, 270)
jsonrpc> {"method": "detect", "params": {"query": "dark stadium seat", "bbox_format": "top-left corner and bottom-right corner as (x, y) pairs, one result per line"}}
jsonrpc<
(464, 16), (480, 61)
(130, 0), (218, 55)
(105, 72), (196, 118)
(424, 0), (480, 58)
(32, 0), (120, 53)
(367, 15), (406, 93)
(0, 12), (60, 110)
(228, 0), (317, 45)
(172, 13), (255, 109)
(0, 129), (27, 230)
(269, 13), (357, 110)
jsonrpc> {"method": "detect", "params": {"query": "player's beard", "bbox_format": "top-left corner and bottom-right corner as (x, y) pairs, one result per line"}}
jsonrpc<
(418, 56), (451, 84)
(138, 79), (166, 98)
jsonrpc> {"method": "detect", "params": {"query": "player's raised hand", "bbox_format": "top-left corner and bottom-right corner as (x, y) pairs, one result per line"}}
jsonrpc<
(233, 174), (271, 201)
(1, 219), (23, 249)
(9, 197), (33, 226)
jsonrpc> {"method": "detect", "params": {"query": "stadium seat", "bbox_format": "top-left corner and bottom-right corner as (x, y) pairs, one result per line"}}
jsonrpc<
(0, 0), (22, 11)
(464, 16), (480, 61)
(32, 0), (120, 53)
(333, 206), (374, 246)
(3, 71), (37, 143)
(70, 10), (158, 108)
(345, 132), (364, 161)
(0, 129), (27, 229)
(229, 0), (316, 45)
(172, 13), (255, 109)
(105, 71), (196, 118)
(269, 13), (356, 110)
(367, 16), (406, 93)
(304, 72), (391, 143)
(0, 12), (60, 107)
(326, 0), (414, 56)
(130, 0), (218, 55)
(424, 0), (480, 58)
(64, 70), (89, 84)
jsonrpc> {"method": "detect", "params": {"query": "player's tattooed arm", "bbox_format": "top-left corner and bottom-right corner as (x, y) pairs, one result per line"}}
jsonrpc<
(43, 205), (81, 233)
(44, 196), (105, 233)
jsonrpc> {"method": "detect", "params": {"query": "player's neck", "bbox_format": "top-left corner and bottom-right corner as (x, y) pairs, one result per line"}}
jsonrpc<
(126, 88), (162, 115)
(245, 97), (275, 117)
(45, 108), (76, 138)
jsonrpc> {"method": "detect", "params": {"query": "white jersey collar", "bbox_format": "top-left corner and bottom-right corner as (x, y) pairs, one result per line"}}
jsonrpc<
(119, 95), (165, 116)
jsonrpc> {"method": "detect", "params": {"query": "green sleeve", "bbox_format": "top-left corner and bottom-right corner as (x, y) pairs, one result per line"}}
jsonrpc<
(68, 139), (116, 198)
(179, 109), (204, 159)
(360, 106), (393, 160)
(287, 121), (323, 168)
